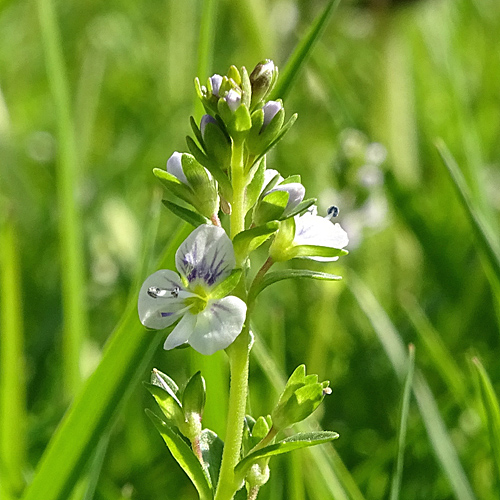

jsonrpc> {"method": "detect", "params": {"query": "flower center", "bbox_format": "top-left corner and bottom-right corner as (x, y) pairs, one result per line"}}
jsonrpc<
(185, 285), (209, 314)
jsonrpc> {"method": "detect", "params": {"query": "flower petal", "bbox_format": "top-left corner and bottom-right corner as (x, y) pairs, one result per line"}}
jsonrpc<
(293, 212), (349, 261)
(187, 296), (247, 355)
(268, 182), (305, 214)
(163, 312), (197, 350)
(209, 74), (223, 97)
(262, 100), (282, 129)
(138, 270), (186, 329)
(166, 152), (188, 185)
(176, 225), (235, 290)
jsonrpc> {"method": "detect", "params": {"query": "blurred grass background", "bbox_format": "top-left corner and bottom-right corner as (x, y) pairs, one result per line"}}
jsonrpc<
(1, 0), (500, 498)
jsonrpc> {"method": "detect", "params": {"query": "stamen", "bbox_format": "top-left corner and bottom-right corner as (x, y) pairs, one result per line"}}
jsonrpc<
(326, 205), (339, 219)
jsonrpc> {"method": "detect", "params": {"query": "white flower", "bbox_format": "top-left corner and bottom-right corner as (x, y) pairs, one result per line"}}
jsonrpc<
(293, 208), (349, 261)
(263, 169), (305, 216)
(138, 225), (247, 355)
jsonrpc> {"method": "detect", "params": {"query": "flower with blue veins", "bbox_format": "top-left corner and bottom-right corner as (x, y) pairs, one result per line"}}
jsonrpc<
(138, 225), (247, 355)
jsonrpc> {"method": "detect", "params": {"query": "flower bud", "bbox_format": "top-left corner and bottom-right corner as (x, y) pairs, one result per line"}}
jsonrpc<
(225, 88), (242, 112)
(250, 59), (277, 107)
(271, 365), (330, 430)
(158, 152), (219, 219)
(261, 100), (282, 130)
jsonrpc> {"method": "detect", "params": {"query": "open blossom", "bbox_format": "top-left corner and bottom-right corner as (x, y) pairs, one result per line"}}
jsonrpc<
(293, 207), (349, 261)
(138, 225), (246, 355)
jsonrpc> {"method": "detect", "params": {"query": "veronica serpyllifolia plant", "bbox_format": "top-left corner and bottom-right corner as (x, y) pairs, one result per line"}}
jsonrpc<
(138, 59), (348, 500)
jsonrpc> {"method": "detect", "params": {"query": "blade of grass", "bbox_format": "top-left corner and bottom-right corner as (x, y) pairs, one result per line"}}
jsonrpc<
(389, 344), (415, 500)
(401, 295), (467, 405)
(0, 215), (27, 500)
(349, 274), (476, 500)
(195, 0), (218, 118)
(269, 0), (340, 101)
(252, 329), (366, 500)
(37, 0), (87, 397)
(21, 224), (190, 500)
(436, 140), (500, 289)
(472, 357), (500, 489)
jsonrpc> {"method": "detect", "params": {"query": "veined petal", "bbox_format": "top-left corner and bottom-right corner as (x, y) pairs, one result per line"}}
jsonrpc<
(176, 225), (235, 290)
(187, 296), (247, 355)
(294, 212), (349, 261)
(138, 270), (187, 329)
(166, 152), (188, 185)
(163, 312), (197, 350)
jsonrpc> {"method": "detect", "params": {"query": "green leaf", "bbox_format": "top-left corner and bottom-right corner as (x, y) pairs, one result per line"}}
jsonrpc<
(280, 198), (316, 220)
(254, 190), (288, 225)
(390, 344), (415, 500)
(146, 410), (212, 500)
(291, 245), (348, 259)
(144, 382), (184, 425)
(199, 429), (224, 490)
(210, 269), (243, 300)
(270, 0), (340, 101)
(233, 222), (279, 261)
(161, 200), (209, 227)
(249, 269), (341, 302)
(436, 140), (500, 289)
(20, 225), (191, 500)
(153, 168), (194, 203)
(235, 431), (339, 476)
(244, 157), (265, 212)
(182, 371), (206, 420)
(233, 104), (252, 133)
(151, 368), (179, 398)
(253, 114), (298, 165)
(472, 357), (500, 486)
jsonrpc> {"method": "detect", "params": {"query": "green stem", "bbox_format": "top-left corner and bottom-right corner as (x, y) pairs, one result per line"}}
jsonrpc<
(230, 140), (246, 242)
(215, 327), (251, 500)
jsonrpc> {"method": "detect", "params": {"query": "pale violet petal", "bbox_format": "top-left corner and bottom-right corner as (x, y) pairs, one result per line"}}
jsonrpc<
(138, 270), (187, 329)
(200, 114), (217, 138)
(209, 74), (223, 97)
(163, 312), (197, 350)
(262, 100), (282, 129)
(166, 152), (188, 185)
(293, 212), (349, 261)
(187, 296), (247, 355)
(263, 168), (283, 190)
(176, 225), (235, 290)
(225, 89), (241, 112)
(268, 182), (305, 214)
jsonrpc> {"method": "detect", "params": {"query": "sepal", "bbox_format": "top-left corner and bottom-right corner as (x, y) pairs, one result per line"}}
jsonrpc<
(271, 365), (331, 430)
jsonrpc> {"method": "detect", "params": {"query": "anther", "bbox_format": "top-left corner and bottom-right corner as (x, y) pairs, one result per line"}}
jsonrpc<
(326, 205), (339, 219)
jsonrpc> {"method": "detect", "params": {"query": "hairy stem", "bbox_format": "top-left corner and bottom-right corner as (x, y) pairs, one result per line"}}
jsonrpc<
(230, 140), (246, 243)
(215, 326), (251, 500)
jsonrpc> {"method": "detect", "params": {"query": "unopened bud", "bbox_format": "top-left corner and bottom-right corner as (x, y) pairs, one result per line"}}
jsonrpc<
(250, 59), (277, 106)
